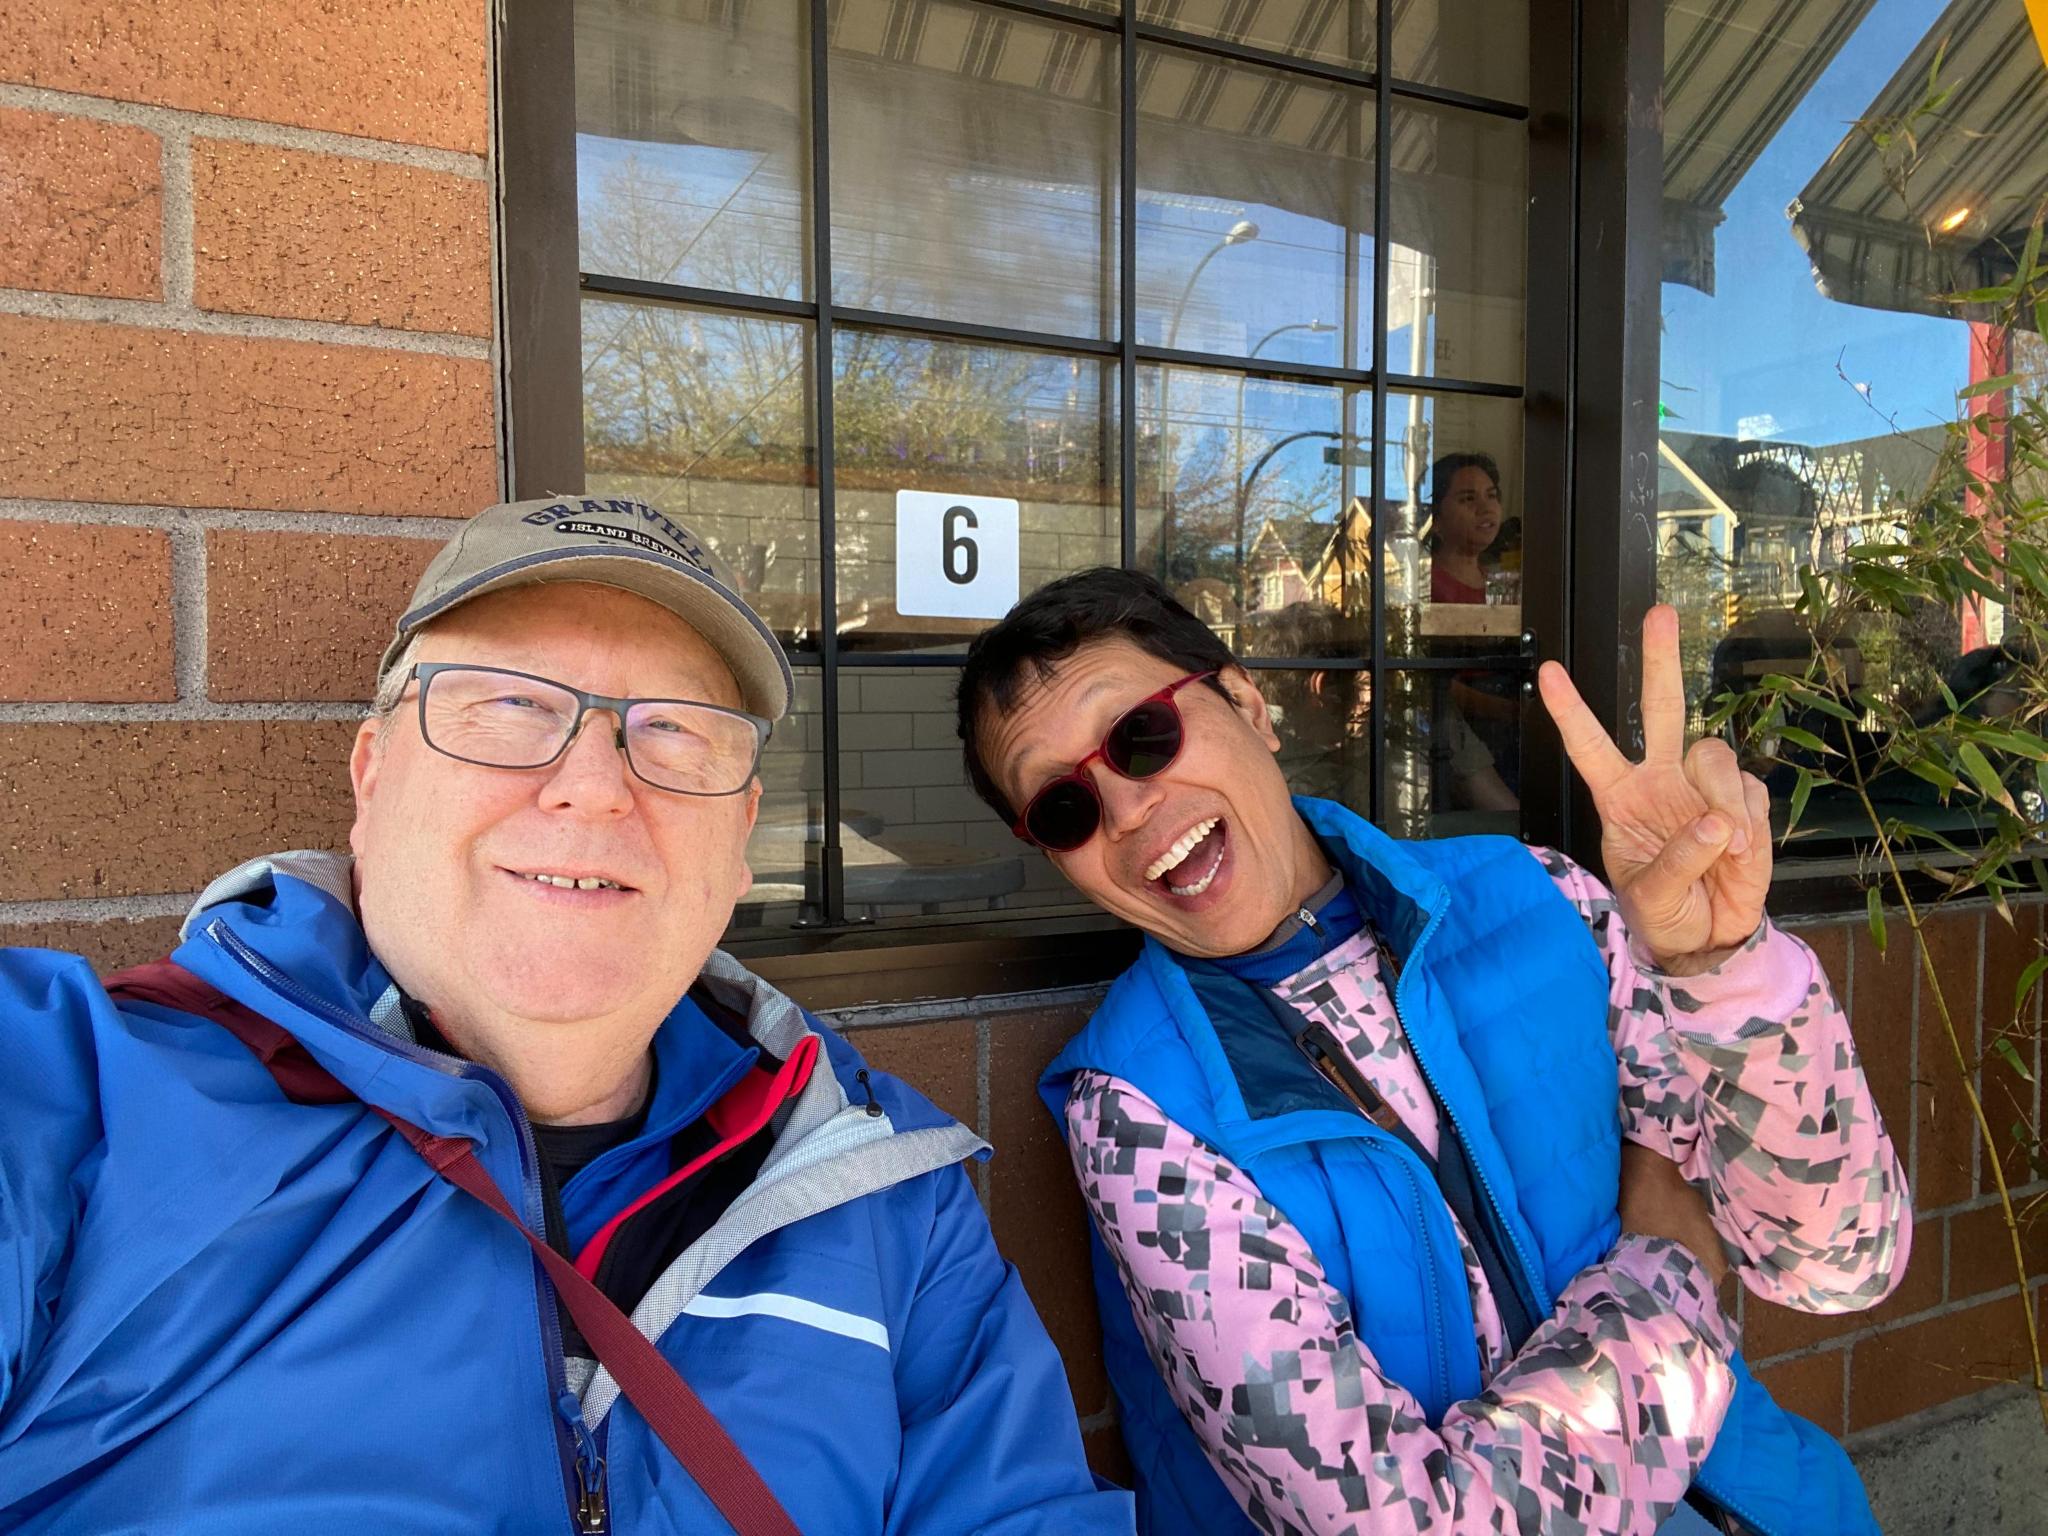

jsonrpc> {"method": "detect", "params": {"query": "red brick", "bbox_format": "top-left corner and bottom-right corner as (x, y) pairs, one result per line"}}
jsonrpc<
(1914, 910), (1981, 1211)
(1753, 1348), (1845, 1437)
(1850, 920), (1916, 1193)
(0, 913), (185, 972)
(206, 530), (438, 701)
(844, 1019), (979, 1132)
(0, 720), (357, 900)
(1847, 1290), (2041, 1431)
(1981, 904), (2043, 1195)
(0, 107), (159, 299)
(0, 2), (487, 154)
(1949, 1200), (2048, 1301)
(0, 317), (496, 517)
(0, 521), (173, 701)
(193, 142), (490, 335)
(989, 1000), (1111, 1416)
(1742, 1209), (1942, 1357)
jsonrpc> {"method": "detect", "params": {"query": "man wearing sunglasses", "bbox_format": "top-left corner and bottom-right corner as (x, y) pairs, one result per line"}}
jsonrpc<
(0, 499), (1130, 1534)
(958, 568), (1908, 1536)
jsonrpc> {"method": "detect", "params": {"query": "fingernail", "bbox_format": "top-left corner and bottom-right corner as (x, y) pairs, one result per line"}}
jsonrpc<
(1698, 816), (1730, 844)
(1729, 827), (1749, 854)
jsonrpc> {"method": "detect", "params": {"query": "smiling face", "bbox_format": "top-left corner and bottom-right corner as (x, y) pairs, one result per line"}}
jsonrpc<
(1437, 464), (1505, 556)
(979, 637), (1331, 957)
(348, 582), (761, 1068)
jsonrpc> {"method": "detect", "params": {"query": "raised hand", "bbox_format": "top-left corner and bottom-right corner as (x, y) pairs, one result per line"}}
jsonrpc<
(1537, 605), (1772, 970)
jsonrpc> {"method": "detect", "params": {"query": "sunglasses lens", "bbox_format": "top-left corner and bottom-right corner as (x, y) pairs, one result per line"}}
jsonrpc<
(1024, 777), (1101, 851)
(1107, 699), (1183, 779)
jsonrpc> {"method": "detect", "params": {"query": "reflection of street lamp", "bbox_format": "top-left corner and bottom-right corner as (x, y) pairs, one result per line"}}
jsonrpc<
(1156, 222), (1260, 580)
(1233, 322), (1339, 592)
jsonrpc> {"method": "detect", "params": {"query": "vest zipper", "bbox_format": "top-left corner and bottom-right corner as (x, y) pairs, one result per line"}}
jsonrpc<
(560, 1393), (610, 1535)
(206, 921), (607, 1536)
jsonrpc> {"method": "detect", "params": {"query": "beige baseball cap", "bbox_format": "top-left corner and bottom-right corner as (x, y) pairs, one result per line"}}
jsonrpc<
(379, 496), (791, 720)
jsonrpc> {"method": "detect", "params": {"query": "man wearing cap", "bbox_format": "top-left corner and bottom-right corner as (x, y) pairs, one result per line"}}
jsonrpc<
(0, 498), (1131, 1534)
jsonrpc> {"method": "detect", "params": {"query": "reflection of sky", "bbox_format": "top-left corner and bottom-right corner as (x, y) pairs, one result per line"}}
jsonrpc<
(1660, 0), (1974, 447)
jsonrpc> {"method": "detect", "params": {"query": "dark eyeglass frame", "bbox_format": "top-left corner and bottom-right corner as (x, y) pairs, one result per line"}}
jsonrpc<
(406, 662), (771, 797)
(1011, 669), (1222, 851)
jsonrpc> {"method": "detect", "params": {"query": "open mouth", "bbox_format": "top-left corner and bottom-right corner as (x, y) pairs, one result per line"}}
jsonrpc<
(502, 866), (637, 894)
(1144, 816), (1227, 899)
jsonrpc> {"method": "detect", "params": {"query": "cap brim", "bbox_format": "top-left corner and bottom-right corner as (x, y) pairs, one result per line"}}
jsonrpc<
(381, 546), (792, 720)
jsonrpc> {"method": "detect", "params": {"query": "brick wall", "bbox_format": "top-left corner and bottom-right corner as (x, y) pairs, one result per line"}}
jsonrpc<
(0, 1), (495, 966)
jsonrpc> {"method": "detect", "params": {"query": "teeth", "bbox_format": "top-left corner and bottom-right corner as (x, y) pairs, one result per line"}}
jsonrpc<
(1144, 817), (1220, 883)
(519, 870), (622, 890)
(1167, 840), (1225, 898)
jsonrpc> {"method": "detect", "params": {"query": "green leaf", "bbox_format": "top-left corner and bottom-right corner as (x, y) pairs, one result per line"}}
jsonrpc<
(2014, 953), (2048, 1015)
(1961, 373), (2021, 398)
(1867, 886), (1887, 954)
(1775, 725), (1838, 756)
(1992, 1036), (2036, 1085)
(1960, 741), (2018, 813)
(1787, 769), (1814, 837)
(1901, 756), (1963, 794)
(2020, 212), (2045, 295)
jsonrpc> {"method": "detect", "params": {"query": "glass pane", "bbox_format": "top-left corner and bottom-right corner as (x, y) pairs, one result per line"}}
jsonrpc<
(573, 0), (809, 300)
(830, 2), (1117, 338)
(1378, 390), (1525, 656)
(1386, 99), (1526, 385)
(581, 297), (821, 646)
(1137, 45), (1375, 366)
(1653, 0), (2036, 857)
(1265, 664), (1373, 816)
(1380, 665), (1521, 839)
(734, 668), (823, 929)
(838, 667), (1091, 920)
(1390, 0), (1526, 105)
(833, 333), (1119, 651)
(1138, 0), (1372, 74)
(1137, 364), (1371, 655)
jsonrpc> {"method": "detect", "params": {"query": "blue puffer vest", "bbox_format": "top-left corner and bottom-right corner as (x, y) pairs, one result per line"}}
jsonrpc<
(1041, 797), (1878, 1536)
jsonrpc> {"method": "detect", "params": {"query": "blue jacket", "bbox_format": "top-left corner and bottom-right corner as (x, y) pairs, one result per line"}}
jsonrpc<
(1041, 797), (1878, 1536)
(0, 852), (1133, 1535)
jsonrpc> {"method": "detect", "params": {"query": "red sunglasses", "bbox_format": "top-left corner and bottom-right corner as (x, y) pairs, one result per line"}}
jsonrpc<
(1011, 670), (1221, 851)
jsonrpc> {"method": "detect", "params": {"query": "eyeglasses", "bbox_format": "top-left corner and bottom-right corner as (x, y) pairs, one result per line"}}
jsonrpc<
(405, 663), (769, 797)
(1012, 670), (1220, 851)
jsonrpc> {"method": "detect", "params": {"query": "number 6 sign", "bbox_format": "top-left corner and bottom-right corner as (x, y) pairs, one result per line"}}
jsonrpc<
(894, 491), (1020, 621)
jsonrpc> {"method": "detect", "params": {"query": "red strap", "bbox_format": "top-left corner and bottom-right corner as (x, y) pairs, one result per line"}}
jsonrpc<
(106, 960), (803, 1536)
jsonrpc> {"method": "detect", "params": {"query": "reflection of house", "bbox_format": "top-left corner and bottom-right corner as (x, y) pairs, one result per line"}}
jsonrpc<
(1245, 497), (1376, 619)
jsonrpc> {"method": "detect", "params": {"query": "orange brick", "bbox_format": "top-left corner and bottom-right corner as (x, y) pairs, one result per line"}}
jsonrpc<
(0, 2), (486, 154)
(193, 142), (490, 335)
(205, 530), (439, 701)
(1753, 1348), (1845, 1437)
(1847, 1291), (2041, 1431)
(0, 521), (173, 701)
(0, 107), (159, 299)
(1851, 920), (1916, 1189)
(0, 913), (185, 972)
(1742, 1210), (1942, 1357)
(0, 720), (357, 900)
(1980, 905), (2043, 1195)
(989, 1000), (1111, 1416)
(0, 316), (496, 516)
(1949, 1200), (2048, 1301)
(1915, 910), (1981, 1211)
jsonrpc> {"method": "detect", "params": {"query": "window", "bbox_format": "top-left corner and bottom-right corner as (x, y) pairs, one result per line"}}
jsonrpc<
(543, 0), (1539, 946)
(1654, 0), (2045, 876)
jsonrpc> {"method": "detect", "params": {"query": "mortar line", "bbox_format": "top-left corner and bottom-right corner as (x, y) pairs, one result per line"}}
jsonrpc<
(168, 523), (208, 702)
(0, 892), (198, 924)
(157, 123), (194, 308)
(0, 84), (487, 178)
(0, 501), (470, 538)
(1972, 910), (1986, 1196)
(0, 700), (369, 723)
(0, 287), (492, 358)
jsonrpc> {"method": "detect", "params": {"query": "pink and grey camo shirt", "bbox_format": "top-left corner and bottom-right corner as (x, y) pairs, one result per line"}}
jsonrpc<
(1065, 847), (1909, 1535)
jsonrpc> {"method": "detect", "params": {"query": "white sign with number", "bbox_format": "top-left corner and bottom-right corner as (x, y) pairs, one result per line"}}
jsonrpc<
(894, 491), (1020, 620)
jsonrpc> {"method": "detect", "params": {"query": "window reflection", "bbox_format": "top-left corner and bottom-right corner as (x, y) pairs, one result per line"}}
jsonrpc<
(581, 297), (820, 644)
(574, 0), (810, 300)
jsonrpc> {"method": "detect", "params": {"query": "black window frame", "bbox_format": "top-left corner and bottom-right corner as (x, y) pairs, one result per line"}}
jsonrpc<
(497, 0), (1619, 1002)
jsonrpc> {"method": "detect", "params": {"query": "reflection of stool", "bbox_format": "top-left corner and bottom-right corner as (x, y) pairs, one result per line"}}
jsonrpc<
(844, 838), (1027, 917)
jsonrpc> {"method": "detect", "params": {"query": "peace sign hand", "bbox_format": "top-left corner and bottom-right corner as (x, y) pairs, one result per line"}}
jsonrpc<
(1537, 605), (1772, 971)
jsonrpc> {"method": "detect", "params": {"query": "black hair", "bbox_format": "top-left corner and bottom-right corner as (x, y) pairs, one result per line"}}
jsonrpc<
(956, 567), (1237, 822)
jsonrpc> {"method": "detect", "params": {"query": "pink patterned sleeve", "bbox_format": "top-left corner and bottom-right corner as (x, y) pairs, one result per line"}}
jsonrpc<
(1066, 1069), (1737, 1535)
(1534, 847), (1912, 1314)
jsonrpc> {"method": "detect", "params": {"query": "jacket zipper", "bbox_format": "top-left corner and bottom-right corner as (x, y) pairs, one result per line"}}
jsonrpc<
(559, 1393), (610, 1534)
(206, 922), (599, 1536)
